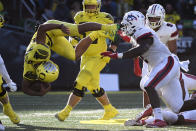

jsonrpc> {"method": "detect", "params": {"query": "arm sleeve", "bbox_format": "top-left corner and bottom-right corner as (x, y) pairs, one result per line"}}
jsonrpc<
(0, 55), (11, 83)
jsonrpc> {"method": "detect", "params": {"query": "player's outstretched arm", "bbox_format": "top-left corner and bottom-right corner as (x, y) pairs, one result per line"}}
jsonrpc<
(22, 79), (51, 96)
(78, 22), (117, 34)
(101, 37), (153, 59)
(36, 24), (70, 45)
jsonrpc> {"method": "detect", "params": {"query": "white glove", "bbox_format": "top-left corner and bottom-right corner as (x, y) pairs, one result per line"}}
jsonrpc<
(179, 60), (190, 72)
(7, 81), (17, 92)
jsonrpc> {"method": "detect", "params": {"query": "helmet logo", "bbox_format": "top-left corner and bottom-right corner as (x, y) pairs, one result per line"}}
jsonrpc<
(127, 15), (137, 22)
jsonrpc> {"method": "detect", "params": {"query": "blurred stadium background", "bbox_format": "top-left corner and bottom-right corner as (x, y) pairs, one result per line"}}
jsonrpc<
(0, 0), (196, 91)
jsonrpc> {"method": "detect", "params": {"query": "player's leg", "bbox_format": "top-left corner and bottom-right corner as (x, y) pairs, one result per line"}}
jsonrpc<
(55, 57), (92, 121)
(51, 36), (75, 61)
(44, 20), (80, 37)
(0, 77), (20, 124)
(87, 60), (118, 119)
(143, 56), (180, 127)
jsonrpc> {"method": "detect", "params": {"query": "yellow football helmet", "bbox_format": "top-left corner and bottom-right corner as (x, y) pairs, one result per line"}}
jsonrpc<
(82, 0), (101, 15)
(36, 60), (59, 83)
(25, 44), (51, 63)
(0, 15), (4, 28)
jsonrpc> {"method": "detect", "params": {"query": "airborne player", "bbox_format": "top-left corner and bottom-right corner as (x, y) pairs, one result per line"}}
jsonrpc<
(21, 19), (117, 96)
(55, 0), (119, 121)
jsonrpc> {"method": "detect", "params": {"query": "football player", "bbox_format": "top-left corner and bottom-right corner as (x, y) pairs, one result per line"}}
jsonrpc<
(0, 15), (20, 125)
(126, 4), (196, 127)
(22, 19), (117, 96)
(55, 0), (119, 121)
(142, 4), (196, 108)
(101, 11), (196, 128)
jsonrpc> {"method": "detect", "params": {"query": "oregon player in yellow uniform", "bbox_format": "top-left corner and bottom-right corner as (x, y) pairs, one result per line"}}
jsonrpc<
(22, 19), (116, 96)
(0, 15), (20, 125)
(55, 0), (119, 121)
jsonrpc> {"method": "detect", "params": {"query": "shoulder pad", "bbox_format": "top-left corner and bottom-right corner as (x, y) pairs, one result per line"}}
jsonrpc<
(74, 11), (85, 23)
(101, 12), (114, 22)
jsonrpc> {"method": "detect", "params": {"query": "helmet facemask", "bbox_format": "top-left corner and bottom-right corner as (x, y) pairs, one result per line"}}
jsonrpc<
(36, 60), (59, 83)
(146, 16), (162, 29)
(146, 4), (165, 29)
(121, 11), (145, 36)
(82, 0), (101, 16)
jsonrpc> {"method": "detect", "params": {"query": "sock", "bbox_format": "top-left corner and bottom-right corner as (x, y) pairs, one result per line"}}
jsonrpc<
(103, 104), (112, 111)
(153, 108), (163, 120)
(63, 105), (72, 113)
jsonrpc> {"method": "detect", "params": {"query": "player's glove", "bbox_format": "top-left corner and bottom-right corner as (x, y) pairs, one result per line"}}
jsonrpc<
(101, 51), (123, 59)
(7, 81), (17, 92)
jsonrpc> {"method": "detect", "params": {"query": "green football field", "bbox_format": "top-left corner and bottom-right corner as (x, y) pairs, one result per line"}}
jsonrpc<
(0, 91), (196, 131)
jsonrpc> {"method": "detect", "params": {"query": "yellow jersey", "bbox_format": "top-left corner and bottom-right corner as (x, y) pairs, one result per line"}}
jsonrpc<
(74, 11), (114, 57)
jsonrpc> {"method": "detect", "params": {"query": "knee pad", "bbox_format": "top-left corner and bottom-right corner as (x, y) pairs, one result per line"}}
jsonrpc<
(92, 87), (105, 97)
(72, 82), (86, 97)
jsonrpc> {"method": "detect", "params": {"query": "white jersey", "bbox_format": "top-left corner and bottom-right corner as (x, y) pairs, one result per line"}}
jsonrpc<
(156, 21), (178, 45)
(132, 26), (171, 67)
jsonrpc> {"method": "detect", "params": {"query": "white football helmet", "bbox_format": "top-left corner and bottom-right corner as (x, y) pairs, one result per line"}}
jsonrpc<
(121, 11), (145, 36)
(146, 4), (165, 29)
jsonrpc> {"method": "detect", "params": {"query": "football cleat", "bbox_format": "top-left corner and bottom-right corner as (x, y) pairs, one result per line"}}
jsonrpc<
(55, 110), (70, 121)
(3, 108), (20, 124)
(134, 104), (153, 122)
(146, 119), (167, 128)
(124, 119), (146, 126)
(99, 106), (119, 120)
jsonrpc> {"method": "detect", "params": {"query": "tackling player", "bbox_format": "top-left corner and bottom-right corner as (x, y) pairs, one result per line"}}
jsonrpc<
(55, 0), (119, 121)
(22, 19), (117, 96)
(101, 11), (196, 128)
(142, 4), (196, 108)
(0, 15), (20, 126)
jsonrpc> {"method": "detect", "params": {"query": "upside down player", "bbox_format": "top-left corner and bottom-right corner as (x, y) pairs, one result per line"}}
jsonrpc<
(22, 19), (116, 96)
(0, 15), (20, 128)
(55, 0), (119, 121)
(101, 11), (196, 128)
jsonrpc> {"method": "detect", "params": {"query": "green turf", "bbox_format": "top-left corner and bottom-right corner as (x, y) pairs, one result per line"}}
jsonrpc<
(0, 91), (196, 131)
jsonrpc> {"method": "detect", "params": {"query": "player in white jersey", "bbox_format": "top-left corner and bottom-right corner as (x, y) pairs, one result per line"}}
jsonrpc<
(101, 10), (196, 128)
(127, 4), (196, 127)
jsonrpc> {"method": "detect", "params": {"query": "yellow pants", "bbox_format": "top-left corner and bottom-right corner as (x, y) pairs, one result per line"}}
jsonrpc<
(51, 36), (75, 61)
(75, 56), (110, 94)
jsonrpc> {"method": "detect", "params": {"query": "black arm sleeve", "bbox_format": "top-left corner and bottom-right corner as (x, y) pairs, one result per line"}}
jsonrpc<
(122, 37), (153, 59)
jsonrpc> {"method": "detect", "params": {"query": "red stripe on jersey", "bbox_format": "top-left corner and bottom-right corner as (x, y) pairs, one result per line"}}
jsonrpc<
(179, 72), (185, 100)
(184, 73), (196, 80)
(136, 32), (153, 41)
(171, 30), (178, 37)
(146, 56), (174, 88)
